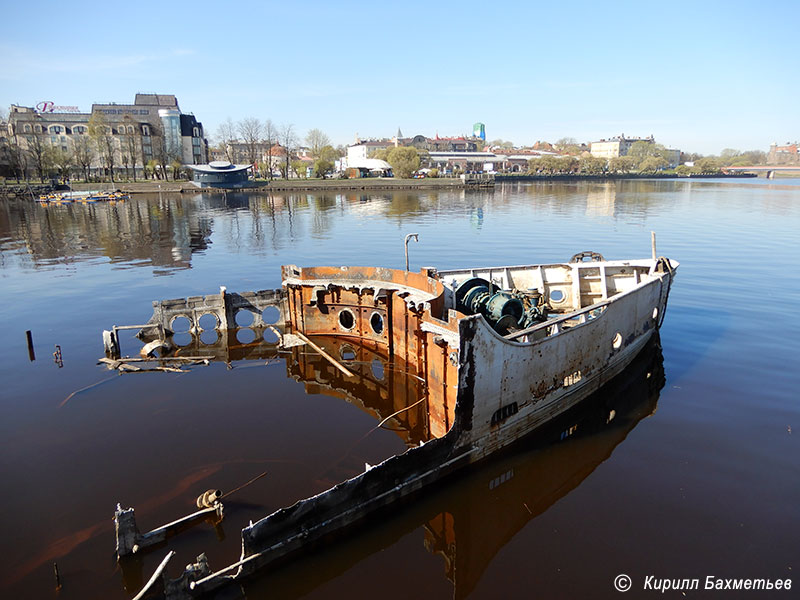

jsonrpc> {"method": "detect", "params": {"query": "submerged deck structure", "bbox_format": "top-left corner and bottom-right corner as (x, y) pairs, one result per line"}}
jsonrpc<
(104, 247), (677, 598)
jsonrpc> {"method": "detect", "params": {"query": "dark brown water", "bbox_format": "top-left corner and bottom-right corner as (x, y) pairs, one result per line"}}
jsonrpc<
(0, 179), (797, 599)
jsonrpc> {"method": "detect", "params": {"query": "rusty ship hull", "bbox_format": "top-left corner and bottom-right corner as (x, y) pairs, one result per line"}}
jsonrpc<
(109, 253), (677, 597)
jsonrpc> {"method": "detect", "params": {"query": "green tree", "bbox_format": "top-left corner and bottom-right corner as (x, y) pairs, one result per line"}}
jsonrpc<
(171, 158), (183, 180)
(725, 150), (765, 166)
(145, 158), (158, 180)
(385, 146), (420, 178)
(291, 159), (309, 178)
(675, 164), (697, 176)
(313, 158), (333, 178)
(51, 148), (75, 183)
(627, 141), (668, 169)
(638, 156), (668, 173)
(579, 156), (607, 175)
(694, 157), (722, 174)
(609, 156), (636, 173)
(311, 145), (339, 178)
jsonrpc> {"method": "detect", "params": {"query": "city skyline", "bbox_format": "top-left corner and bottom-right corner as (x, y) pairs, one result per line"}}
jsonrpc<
(1, 0), (797, 156)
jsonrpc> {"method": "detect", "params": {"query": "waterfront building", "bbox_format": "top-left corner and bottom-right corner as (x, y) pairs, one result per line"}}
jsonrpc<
(768, 142), (799, 165)
(5, 93), (208, 179)
(427, 151), (502, 173)
(590, 134), (680, 168)
(187, 161), (252, 188)
(426, 135), (481, 152)
(590, 134), (655, 159)
(350, 136), (397, 157)
(342, 144), (393, 177)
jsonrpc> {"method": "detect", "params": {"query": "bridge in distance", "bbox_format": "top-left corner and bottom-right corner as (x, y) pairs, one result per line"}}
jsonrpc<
(723, 165), (800, 178)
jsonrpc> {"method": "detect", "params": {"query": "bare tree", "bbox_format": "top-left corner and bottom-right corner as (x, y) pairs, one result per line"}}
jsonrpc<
(27, 118), (53, 181)
(280, 124), (297, 178)
(122, 115), (141, 181)
(263, 118), (278, 180)
(88, 112), (116, 182)
(148, 119), (170, 180)
(216, 117), (237, 162)
(305, 128), (331, 159)
(5, 128), (29, 182)
(72, 135), (94, 182)
(237, 117), (263, 165)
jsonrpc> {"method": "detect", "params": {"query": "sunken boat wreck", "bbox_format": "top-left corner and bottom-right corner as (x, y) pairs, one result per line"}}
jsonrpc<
(104, 247), (677, 598)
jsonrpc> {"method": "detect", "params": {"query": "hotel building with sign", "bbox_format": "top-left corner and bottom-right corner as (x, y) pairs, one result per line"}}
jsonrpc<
(3, 93), (207, 178)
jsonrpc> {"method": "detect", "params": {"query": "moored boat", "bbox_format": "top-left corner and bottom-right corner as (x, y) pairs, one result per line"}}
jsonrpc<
(37, 190), (129, 203)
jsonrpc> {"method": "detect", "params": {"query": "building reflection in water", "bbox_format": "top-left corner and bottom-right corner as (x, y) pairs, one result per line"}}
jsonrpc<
(132, 325), (664, 599)
(0, 194), (213, 274)
(585, 182), (617, 217)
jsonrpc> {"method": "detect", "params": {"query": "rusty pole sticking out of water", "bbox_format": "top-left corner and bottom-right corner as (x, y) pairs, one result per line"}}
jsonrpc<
(26, 330), (35, 361)
(53, 562), (61, 590)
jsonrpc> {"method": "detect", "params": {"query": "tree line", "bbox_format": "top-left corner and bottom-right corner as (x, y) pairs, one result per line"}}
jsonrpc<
(527, 142), (768, 176)
(0, 111), (190, 184)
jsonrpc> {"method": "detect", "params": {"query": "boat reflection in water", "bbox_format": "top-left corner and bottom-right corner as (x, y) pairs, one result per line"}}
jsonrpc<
(129, 326), (664, 599)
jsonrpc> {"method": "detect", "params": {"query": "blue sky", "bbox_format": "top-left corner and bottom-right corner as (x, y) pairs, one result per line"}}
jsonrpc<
(1, 0), (797, 155)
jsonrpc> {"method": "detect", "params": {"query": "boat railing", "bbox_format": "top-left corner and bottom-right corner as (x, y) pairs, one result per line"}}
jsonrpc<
(505, 299), (611, 342)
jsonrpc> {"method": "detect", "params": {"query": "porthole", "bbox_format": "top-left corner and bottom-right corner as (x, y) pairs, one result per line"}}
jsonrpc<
(171, 315), (192, 333)
(652, 307), (659, 320)
(338, 308), (355, 331)
(371, 359), (385, 380)
(198, 313), (218, 331)
(173, 332), (192, 347)
(550, 289), (565, 303)
(236, 328), (256, 344)
(339, 344), (356, 361)
(263, 328), (280, 344)
(262, 305), (280, 325)
(612, 332), (622, 349)
(200, 329), (220, 346)
(235, 309), (255, 327)
(370, 312), (384, 335)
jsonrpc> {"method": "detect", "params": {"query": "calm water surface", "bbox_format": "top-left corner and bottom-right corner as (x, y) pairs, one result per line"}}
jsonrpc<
(0, 179), (797, 599)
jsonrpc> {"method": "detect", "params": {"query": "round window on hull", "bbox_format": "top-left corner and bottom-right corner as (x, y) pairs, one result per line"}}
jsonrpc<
(338, 309), (356, 331)
(370, 312), (384, 335)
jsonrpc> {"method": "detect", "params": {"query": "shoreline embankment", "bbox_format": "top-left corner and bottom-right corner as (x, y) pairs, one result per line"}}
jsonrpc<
(0, 172), (765, 198)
